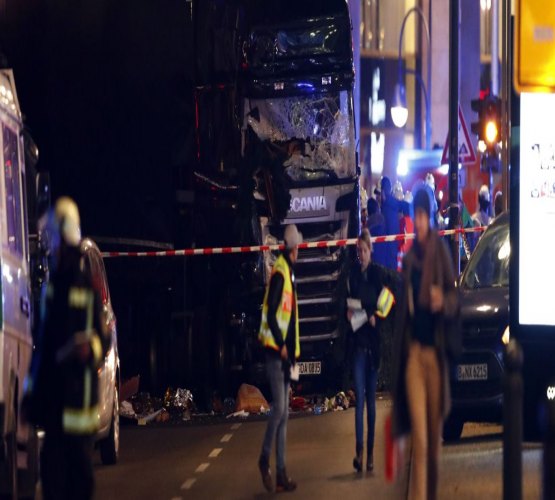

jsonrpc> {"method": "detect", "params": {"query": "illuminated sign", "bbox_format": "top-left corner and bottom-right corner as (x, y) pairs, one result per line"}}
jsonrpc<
(518, 93), (555, 326)
(515, 0), (555, 92)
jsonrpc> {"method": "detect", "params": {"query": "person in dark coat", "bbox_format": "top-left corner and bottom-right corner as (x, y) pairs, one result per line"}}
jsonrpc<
(367, 197), (388, 268)
(380, 177), (402, 270)
(392, 188), (459, 500)
(23, 197), (109, 500)
(347, 229), (399, 473)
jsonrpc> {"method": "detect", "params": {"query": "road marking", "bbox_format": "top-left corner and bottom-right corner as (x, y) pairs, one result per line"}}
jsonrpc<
(221, 433), (233, 443)
(231, 423), (242, 430)
(196, 463), (210, 473)
(181, 478), (196, 490)
(209, 448), (223, 458)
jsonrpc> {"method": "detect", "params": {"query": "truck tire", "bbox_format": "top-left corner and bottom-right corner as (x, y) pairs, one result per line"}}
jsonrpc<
(100, 386), (119, 465)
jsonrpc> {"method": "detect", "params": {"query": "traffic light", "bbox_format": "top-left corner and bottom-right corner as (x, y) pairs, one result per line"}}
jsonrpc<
(470, 95), (501, 155)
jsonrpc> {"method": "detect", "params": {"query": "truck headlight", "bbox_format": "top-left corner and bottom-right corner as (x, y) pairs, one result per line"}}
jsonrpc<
(502, 325), (510, 346)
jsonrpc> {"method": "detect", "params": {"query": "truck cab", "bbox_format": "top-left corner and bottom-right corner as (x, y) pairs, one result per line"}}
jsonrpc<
(240, 0), (359, 390)
(0, 68), (40, 498)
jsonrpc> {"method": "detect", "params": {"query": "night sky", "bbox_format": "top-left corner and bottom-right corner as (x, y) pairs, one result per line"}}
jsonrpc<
(1, 0), (195, 244)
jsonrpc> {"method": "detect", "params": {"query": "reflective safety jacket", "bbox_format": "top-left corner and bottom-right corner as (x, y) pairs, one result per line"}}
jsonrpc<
(258, 254), (300, 359)
(27, 247), (109, 436)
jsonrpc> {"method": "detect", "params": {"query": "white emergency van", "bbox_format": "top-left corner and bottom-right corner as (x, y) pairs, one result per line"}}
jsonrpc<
(0, 68), (40, 499)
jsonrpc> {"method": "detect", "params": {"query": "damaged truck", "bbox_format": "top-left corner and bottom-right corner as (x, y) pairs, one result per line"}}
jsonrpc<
(191, 0), (359, 395)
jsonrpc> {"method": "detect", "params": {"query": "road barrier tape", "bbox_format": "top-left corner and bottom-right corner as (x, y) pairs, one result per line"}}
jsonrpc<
(101, 226), (486, 258)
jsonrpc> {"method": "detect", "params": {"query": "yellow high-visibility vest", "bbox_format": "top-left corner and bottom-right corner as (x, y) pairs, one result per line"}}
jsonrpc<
(258, 254), (300, 359)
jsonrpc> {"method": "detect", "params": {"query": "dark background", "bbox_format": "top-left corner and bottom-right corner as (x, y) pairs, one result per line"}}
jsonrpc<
(0, 0), (242, 405)
(0, 0), (347, 405)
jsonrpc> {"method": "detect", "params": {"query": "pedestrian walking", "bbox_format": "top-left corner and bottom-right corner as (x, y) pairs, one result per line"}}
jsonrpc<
(347, 229), (399, 473)
(392, 188), (459, 500)
(23, 197), (109, 500)
(257, 224), (301, 493)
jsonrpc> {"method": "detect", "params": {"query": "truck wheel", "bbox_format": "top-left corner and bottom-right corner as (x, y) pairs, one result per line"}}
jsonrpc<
(100, 386), (119, 465)
(443, 415), (464, 442)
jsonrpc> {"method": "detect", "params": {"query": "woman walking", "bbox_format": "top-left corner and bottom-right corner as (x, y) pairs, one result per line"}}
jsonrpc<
(393, 187), (459, 500)
(347, 229), (398, 473)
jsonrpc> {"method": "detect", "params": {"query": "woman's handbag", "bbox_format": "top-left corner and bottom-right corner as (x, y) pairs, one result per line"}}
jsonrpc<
(385, 411), (406, 482)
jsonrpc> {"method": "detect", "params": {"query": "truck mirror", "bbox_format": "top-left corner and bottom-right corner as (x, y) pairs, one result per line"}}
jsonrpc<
(23, 128), (39, 171)
(36, 171), (51, 218)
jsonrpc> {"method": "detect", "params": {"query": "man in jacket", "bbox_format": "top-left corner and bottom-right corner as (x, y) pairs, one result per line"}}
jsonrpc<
(257, 224), (301, 493)
(380, 177), (402, 270)
(24, 197), (109, 500)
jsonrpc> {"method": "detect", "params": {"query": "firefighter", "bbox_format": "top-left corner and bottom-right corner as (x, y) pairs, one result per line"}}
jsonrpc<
(23, 197), (109, 500)
(258, 224), (301, 493)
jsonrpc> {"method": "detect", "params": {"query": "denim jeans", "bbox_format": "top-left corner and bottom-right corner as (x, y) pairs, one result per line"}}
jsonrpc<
(353, 347), (378, 455)
(260, 352), (290, 470)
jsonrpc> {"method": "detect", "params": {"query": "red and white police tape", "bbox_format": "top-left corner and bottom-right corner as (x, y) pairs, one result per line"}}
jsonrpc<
(101, 226), (486, 258)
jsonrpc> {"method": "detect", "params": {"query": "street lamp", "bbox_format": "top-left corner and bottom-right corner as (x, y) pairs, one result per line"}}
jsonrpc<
(391, 6), (432, 150)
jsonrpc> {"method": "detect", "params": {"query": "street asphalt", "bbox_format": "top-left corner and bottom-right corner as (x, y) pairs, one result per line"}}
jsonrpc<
(89, 397), (544, 499)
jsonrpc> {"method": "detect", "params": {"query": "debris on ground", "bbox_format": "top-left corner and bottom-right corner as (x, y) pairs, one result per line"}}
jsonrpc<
(120, 375), (140, 402)
(235, 384), (270, 414)
(226, 410), (250, 419)
(118, 377), (360, 425)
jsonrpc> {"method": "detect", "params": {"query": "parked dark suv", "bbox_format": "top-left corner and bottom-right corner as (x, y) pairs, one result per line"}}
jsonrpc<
(443, 212), (510, 440)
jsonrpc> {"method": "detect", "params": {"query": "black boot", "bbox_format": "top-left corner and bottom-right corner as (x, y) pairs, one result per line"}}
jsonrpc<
(258, 455), (273, 492)
(276, 468), (297, 492)
(366, 451), (374, 472)
(353, 447), (363, 473)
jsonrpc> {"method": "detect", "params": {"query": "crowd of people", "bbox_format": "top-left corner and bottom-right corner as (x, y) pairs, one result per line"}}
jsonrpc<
(257, 177), (503, 499)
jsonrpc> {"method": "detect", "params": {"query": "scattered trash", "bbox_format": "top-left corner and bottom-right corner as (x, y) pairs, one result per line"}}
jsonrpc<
(120, 400), (136, 419)
(138, 409), (163, 426)
(291, 396), (308, 412)
(235, 384), (269, 414)
(119, 378), (358, 425)
(226, 410), (249, 419)
(120, 375), (140, 403)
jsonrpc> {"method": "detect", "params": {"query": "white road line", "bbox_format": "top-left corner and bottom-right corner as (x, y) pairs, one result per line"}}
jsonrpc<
(221, 433), (233, 443)
(196, 463), (210, 473)
(209, 448), (223, 458)
(231, 423), (242, 430)
(181, 478), (196, 490)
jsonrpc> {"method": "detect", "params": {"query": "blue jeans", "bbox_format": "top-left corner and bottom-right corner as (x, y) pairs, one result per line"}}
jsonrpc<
(261, 353), (290, 470)
(353, 347), (378, 455)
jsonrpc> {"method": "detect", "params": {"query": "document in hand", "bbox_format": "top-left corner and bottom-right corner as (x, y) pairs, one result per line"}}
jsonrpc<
(350, 309), (368, 332)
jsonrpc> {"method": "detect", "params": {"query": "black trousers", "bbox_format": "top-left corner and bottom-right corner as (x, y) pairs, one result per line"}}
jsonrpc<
(41, 431), (94, 500)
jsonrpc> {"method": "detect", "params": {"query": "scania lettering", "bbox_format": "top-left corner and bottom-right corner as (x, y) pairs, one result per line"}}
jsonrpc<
(290, 196), (327, 214)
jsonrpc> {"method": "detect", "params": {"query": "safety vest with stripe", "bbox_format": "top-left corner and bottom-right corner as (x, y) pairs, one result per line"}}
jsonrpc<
(62, 285), (104, 435)
(258, 254), (300, 359)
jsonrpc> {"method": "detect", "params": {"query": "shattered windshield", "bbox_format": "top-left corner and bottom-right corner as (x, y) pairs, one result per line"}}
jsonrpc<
(245, 91), (356, 182)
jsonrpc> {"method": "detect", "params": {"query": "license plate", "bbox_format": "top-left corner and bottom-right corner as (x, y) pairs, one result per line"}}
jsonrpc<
(298, 361), (322, 376)
(457, 363), (488, 381)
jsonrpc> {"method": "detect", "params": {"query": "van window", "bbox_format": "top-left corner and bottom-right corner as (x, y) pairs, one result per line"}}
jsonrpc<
(2, 124), (23, 255)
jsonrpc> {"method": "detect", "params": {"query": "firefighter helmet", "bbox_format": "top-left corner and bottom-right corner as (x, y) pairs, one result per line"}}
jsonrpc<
(54, 196), (82, 247)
